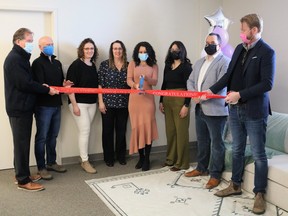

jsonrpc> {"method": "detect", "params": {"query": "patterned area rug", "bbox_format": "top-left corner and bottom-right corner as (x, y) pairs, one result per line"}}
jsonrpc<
(86, 167), (287, 216)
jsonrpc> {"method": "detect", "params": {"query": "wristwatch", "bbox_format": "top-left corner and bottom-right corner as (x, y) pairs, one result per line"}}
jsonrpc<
(184, 104), (189, 107)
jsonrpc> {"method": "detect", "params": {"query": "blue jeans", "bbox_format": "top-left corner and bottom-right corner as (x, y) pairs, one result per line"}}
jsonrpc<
(34, 106), (61, 170)
(195, 105), (227, 179)
(229, 104), (268, 194)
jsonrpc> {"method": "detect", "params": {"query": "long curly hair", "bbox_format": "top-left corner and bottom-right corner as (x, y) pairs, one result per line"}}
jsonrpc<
(132, 41), (157, 67)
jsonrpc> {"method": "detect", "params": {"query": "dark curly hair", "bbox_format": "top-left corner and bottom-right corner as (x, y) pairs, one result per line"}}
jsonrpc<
(77, 38), (98, 63)
(165, 41), (191, 68)
(132, 41), (157, 67)
(109, 40), (128, 70)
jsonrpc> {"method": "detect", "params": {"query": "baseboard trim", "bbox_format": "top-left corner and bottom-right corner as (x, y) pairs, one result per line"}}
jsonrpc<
(62, 141), (198, 165)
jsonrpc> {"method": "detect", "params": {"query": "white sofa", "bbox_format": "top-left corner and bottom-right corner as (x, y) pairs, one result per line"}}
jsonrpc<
(222, 111), (288, 211)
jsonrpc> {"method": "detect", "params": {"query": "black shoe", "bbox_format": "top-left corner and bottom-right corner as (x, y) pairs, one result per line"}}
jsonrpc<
(105, 162), (114, 167)
(170, 167), (181, 172)
(119, 160), (127, 165)
(162, 162), (173, 167)
(135, 157), (144, 169)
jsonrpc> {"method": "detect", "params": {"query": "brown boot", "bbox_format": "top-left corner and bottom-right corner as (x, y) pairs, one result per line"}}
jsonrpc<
(206, 178), (221, 189)
(185, 169), (208, 177)
(214, 181), (242, 197)
(252, 192), (266, 215)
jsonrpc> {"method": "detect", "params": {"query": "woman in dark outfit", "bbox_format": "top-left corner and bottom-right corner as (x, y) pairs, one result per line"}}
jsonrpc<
(159, 41), (192, 171)
(98, 40), (129, 167)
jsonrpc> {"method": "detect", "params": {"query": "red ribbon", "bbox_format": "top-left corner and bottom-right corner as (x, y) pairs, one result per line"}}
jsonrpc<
(51, 86), (225, 99)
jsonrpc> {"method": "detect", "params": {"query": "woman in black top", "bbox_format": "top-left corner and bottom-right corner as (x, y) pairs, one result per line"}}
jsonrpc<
(159, 41), (192, 171)
(98, 40), (129, 167)
(66, 38), (98, 174)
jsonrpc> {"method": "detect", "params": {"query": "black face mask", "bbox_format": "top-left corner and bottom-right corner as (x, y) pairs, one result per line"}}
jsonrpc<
(204, 44), (218, 55)
(170, 51), (181, 60)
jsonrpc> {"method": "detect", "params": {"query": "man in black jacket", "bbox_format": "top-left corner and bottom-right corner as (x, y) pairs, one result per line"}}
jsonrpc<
(4, 28), (58, 191)
(32, 36), (68, 180)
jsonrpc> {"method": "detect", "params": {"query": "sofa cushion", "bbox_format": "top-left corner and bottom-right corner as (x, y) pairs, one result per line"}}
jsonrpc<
(224, 145), (283, 171)
(223, 111), (288, 171)
(266, 112), (288, 153)
(245, 155), (288, 188)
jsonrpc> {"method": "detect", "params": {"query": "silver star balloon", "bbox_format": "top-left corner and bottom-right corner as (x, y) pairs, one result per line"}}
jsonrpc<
(204, 8), (232, 30)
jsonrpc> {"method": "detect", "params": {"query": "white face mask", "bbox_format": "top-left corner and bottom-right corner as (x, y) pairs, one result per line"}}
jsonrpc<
(138, 53), (148, 61)
(23, 42), (34, 53)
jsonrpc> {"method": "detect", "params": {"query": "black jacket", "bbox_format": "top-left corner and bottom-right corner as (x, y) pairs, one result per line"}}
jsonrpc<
(210, 39), (276, 119)
(4, 45), (49, 117)
(32, 52), (64, 107)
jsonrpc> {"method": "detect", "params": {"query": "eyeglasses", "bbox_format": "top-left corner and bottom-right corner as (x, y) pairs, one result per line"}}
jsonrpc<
(84, 47), (94, 50)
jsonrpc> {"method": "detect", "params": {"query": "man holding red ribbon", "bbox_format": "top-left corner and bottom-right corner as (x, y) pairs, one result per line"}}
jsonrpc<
(185, 33), (230, 189)
(212, 14), (276, 214)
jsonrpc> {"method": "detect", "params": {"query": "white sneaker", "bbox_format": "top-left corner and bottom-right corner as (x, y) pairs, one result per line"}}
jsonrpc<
(81, 161), (97, 174)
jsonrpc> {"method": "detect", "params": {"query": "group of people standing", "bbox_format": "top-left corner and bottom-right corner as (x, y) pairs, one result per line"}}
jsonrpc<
(3, 30), (163, 190)
(4, 12), (275, 215)
(67, 39), (190, 174)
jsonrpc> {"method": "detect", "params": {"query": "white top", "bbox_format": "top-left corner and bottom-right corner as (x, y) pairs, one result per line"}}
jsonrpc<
(197, 51), (220, 91)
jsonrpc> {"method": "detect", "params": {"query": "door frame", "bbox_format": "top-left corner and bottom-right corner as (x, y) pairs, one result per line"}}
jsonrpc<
(0, 6), (59, 170)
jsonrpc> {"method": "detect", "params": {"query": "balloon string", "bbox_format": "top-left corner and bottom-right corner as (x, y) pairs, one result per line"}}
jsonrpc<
(51, 86), (225, 99)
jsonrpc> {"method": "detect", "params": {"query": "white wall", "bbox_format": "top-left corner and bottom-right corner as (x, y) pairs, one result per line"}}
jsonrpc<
(0, 0), (221, 168)
(2, 0), (285, 169)
(222, 0), (288, 113)
(1, 0), (256, 169)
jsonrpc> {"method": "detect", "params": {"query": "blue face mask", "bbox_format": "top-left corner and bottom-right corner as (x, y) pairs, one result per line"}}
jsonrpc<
(43, 45), (54, 56)
(23, 42), (33, 53)
(138, 53), (148, 61)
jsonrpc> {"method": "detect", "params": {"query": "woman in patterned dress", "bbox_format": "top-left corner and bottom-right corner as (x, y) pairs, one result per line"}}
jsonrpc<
(127, 41), (159, 171)
(98, 40), (130, 167)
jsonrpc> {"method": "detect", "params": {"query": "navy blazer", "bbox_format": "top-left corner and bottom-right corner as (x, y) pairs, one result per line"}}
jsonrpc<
(210, 39), (276, 119)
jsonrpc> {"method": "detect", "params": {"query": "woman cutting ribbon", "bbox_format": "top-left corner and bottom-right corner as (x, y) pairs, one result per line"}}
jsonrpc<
(127, 41), (159, 171)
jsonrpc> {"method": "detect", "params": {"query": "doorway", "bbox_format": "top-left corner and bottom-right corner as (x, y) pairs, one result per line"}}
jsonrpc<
(0, 8), (57, 169)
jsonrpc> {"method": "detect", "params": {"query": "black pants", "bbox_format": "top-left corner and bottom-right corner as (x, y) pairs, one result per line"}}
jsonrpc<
(9, 114), (33, 185)
(101, 108), (129, 163)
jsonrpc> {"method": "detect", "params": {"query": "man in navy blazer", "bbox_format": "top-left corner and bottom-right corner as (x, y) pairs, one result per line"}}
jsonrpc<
(212, 14), (276, 215)
(185, 33), (230, 190)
